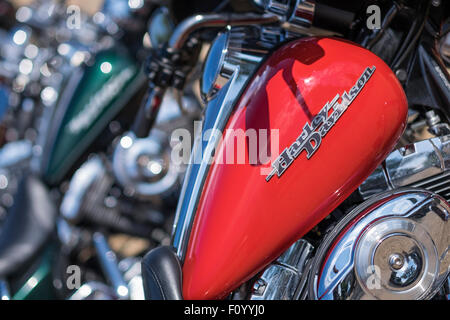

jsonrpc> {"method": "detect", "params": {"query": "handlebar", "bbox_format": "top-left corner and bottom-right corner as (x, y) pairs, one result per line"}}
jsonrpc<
(130, 12), (281, 138)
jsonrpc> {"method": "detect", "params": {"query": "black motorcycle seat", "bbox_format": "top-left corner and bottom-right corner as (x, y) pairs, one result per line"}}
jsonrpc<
(141, 246), (183, 300)
(0, 174), (57, 278)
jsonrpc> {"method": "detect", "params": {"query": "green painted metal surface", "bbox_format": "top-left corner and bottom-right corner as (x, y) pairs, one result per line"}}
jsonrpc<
(12, 246), (57, 300)
(44, 49), (143, 184)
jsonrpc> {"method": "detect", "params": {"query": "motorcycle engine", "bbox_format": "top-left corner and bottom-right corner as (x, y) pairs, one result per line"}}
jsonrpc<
(249, 133), (450, 300)
(308, 189), (449, 300)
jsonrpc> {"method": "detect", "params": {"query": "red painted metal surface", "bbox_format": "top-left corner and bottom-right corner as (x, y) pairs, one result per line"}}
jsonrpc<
(182, 37), (408, 299)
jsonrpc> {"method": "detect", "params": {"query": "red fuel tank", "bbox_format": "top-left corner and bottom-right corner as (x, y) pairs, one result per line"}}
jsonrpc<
(182, 37), (408, 299)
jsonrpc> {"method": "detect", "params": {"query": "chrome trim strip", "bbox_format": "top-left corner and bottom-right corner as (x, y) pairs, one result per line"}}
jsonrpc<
(171, 25), (284, 261)
(172, 70), (247, 260)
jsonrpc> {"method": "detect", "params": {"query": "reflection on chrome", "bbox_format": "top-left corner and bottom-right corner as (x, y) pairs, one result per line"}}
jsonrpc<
(309, 189), (450, 300)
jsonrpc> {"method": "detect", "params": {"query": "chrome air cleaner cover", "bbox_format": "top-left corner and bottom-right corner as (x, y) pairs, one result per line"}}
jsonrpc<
(308, 189), (450, 300)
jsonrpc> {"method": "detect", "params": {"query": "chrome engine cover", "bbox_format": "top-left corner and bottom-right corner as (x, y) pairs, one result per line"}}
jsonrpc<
(308, 189), (450, 300)
(250, 239), (314, 300)
(359, 135), (450, 202)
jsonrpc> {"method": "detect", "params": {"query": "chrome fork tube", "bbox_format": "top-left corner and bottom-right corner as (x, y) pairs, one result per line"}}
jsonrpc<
(0, 279), (10, 300)
(93, 232), (129, 299)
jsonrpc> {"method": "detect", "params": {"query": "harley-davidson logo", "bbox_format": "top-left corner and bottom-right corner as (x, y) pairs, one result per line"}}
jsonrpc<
(67, 66), (136, 135)
(266, 66), (376, 182)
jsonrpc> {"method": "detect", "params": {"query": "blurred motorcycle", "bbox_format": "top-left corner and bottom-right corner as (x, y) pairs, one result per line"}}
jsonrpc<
(0, 0), (449, 301)
(133, 0), (450, 300)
